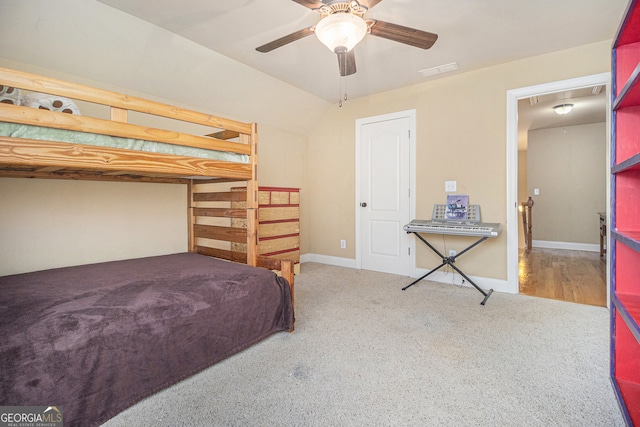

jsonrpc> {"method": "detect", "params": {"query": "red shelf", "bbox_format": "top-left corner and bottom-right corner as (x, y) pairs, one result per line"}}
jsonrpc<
(615, 293), (640, 343)
(615, 310), (640, 380)
(614, 107), (640, 164)
(615, 62), (640, 109)
(615, 0), (640, 47)
(616, 44), (640, 98)
(617, 379), (640, 426)
(613, 230), (640, 254)
(612, 2), (640, 424)
(614, 170), (640, 231)
(613, 310), (640, 427)
(613, 152), (640, 174)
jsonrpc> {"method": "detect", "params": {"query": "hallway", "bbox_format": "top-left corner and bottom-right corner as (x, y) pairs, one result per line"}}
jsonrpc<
(518, 247), (606, 307)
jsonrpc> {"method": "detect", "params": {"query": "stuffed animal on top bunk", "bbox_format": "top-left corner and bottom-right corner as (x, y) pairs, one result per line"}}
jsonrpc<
(20, 92), (81, 115)
(0, 86), (81, 114)
(0, 85), (21, 105)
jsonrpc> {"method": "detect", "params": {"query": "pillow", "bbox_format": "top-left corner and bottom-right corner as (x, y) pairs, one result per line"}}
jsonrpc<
(20, 92), (81, 115)
(0, 85), (21, 105)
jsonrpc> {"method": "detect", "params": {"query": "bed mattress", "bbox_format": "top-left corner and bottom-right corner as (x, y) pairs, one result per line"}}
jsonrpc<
(0, 122), (249, 163)
(0, 253), (293, 426)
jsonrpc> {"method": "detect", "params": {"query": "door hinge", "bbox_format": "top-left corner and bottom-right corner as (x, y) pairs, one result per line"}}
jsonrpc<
(408, 247), (411, 255)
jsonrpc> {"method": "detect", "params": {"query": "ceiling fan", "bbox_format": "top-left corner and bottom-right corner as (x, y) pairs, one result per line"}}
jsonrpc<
(256, 0), (438, 77)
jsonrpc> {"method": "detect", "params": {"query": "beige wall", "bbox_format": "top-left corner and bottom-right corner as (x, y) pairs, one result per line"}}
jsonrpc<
(0, 69), (309, 276)
(0, 1), (313, 275)
(0, 1), (613, 282)
(258, 125), (309, 254)
(0, 179), (187, 275)
(306, 40), (612, 281)
(0, 124), (307, 276)
(527, 122), (607, 245)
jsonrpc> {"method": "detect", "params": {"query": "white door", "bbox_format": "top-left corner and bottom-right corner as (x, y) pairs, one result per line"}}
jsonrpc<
(359, 114), (413, 275)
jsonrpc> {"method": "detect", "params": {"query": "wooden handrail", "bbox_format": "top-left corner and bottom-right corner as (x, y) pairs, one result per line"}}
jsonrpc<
(520, 196), (534, 250)
(0, 105), (251, 155)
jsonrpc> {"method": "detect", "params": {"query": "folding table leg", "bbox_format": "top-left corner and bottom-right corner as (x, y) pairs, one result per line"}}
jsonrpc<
(403, 232), (494, 305)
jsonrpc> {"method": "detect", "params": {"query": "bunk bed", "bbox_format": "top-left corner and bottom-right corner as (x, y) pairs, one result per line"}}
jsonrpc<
(0, 67), (295, 427)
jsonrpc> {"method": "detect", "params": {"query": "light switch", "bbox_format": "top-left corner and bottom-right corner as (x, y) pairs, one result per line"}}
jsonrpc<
(534, 188), (540, 195)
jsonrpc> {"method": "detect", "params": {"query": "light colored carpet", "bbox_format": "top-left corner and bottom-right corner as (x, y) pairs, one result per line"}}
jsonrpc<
(102, 263), (624, 426)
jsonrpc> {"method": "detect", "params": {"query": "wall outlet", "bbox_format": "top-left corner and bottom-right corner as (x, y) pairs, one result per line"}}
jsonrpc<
(340, 239), (346, 249)
(448, 249), (457, 257)
(445, 180), (457, 192)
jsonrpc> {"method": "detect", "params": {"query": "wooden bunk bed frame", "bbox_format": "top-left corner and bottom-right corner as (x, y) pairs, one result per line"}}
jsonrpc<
(0, 66), (294, 296)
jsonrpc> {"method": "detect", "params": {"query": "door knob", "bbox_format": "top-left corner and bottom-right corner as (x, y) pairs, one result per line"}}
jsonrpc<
(360, 202), (367, 207)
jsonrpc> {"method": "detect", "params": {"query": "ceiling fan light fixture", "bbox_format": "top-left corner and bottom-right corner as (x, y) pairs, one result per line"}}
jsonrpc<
(315, 13), (367, 53)
(553, 103), (574, 115)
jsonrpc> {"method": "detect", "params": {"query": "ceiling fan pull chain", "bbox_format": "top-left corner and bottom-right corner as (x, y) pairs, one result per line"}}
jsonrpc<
(339, 62), (347, 107)
(344, 72), (348, 102)
(338, 79), (343, 107)
(344, 57), (349, 103)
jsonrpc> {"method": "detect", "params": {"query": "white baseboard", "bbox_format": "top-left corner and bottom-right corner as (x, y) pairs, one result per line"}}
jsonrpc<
(300, 253), (511, 294)
(412, 268), (512, 294)
(532, 240), (600, 252)
(300, 253), (358, 269)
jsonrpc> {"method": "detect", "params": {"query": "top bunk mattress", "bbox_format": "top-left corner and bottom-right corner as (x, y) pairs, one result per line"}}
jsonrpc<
(0, 122), (250, 164)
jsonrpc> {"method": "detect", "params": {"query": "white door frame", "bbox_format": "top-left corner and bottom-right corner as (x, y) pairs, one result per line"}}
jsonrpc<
(355, 109), (417, 276)
(505, 73), (611, 295)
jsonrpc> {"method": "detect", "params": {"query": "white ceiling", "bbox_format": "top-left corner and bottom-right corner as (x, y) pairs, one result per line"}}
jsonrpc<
(2, 0), (621, 138)
(517, 85), (608, 148)
(96, 0), (627, 104)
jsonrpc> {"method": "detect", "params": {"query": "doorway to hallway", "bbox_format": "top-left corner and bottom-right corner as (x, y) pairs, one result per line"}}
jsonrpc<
(506, 73), (611, 305)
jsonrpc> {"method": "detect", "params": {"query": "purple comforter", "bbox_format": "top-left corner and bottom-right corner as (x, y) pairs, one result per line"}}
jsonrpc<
(0, 253), (294, 426)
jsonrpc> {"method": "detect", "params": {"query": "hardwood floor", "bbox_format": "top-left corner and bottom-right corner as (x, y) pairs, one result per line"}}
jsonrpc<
(518, 247), (607, 307)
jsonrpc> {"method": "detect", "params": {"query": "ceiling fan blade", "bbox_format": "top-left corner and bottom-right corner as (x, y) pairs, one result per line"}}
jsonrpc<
(368, 19), (438, 50)
(336, 49), (357, 76)
(256, 27), (315, 53)
(290, 0), (326, 10)
(358, 0), (383, 9)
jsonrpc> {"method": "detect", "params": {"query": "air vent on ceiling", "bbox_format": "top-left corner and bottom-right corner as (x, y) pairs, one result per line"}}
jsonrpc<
(419, 62), (459, 78)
